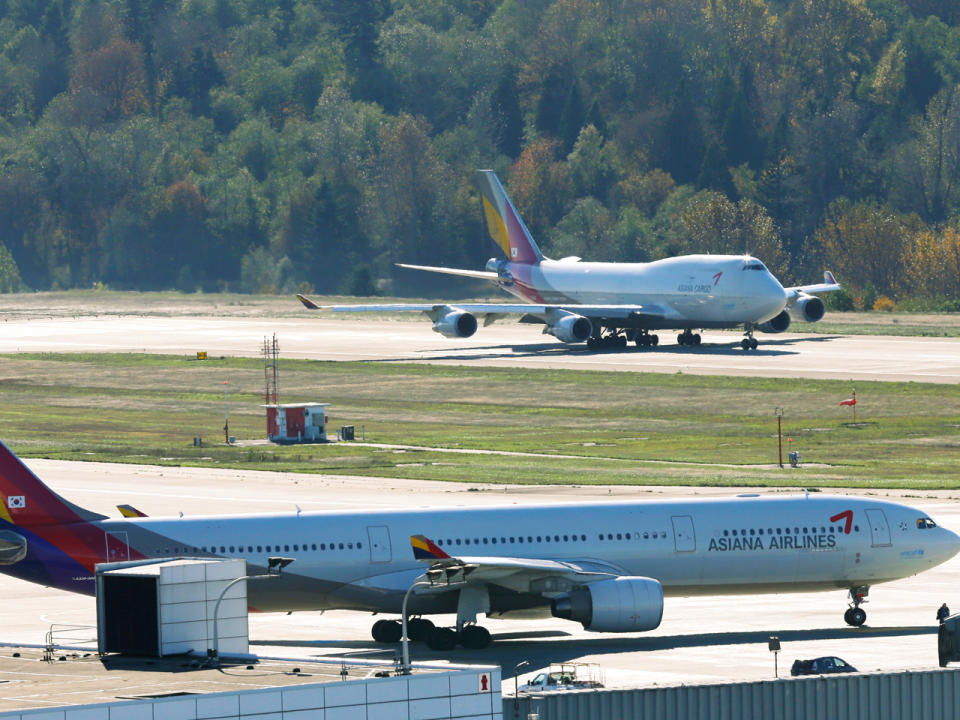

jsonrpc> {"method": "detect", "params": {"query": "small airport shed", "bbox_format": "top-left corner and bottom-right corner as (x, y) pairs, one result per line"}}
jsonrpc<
(96, 558), (248, 657)
(263, 402), (328, 443)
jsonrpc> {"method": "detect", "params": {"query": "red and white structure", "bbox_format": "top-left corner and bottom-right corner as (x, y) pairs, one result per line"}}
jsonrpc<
(263, 403), (329, 443)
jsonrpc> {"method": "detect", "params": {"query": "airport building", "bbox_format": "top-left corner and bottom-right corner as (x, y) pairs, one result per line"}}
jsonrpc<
(262, 403), (328, 443)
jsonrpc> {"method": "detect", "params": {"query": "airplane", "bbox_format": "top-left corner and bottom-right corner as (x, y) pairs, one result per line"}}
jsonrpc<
(0, 441), (957, 652)
(297, 170), (841, 350)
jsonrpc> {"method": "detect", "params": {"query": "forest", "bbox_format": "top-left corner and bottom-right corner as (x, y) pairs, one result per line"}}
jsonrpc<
(1, 0), (960, 310)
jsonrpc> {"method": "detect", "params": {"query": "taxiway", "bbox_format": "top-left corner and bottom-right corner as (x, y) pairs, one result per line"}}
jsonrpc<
(1, 315), (959, 383)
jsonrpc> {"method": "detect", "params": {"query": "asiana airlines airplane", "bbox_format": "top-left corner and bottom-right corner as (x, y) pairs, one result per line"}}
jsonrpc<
(0, 442), (956, 651)
(298, 170), (840, 350)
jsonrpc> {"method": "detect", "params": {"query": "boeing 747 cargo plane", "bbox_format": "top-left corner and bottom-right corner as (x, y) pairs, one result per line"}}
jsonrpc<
(298, 171), (840, 350)
(0, 443), (957, 651)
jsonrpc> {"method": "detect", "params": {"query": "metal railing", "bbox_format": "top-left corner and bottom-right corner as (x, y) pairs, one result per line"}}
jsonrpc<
(43, 624), (98, 661)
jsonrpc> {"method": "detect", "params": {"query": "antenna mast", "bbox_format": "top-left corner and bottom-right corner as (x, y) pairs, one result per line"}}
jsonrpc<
(262, 333), (279, 405)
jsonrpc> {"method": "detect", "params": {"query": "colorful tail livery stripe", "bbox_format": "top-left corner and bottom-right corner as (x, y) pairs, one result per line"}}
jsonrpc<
(117, 504), (148, 518)
(475, 170), (543, 265)
(0, 441), (106, 527)
(0, 441), (144, 579)
(410, 534), (450, 560)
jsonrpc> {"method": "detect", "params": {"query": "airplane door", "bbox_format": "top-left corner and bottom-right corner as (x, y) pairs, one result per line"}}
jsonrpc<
(671, 515), (696, 552)
(865, 509), (891, 547)
(105, 531), (130, 562)
(367, 526), (392, 563)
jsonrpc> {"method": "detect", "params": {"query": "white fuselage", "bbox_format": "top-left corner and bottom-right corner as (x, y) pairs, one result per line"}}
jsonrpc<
(504, 255), (788, 327)
(102, 494), (960, 614)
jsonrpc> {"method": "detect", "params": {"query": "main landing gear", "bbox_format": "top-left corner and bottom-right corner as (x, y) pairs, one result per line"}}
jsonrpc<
(634, 330), (659, 347)
(677, 330), (701, 347)
(587, 332), (627, 350)
(843, 586), (869, 627)
(370, 618), (493, 650)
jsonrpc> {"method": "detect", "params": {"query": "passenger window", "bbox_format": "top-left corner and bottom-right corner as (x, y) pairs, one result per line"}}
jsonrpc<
(338, 543), (344, 550)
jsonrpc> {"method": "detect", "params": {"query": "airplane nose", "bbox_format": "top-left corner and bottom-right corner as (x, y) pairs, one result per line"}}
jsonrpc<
(946, 528), (960, 557)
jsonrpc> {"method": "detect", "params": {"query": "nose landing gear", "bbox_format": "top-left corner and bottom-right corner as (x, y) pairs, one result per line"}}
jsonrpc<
(843, 586), (869, 627)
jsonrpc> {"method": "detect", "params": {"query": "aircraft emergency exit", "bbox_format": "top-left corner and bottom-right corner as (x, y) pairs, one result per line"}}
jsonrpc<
(0, 442), (956, 651)
(298, 170), (840, 350)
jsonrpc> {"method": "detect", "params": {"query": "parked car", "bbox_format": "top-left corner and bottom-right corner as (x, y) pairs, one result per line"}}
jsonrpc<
(790, 656), (858, 676)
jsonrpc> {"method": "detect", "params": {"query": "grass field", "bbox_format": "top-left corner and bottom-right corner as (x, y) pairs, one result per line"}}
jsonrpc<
(1, 352), (958, 489)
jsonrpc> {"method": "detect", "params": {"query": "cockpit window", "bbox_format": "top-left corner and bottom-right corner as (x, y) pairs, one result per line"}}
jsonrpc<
(743, 260), (766, 271)
(917, 517), (937, 529)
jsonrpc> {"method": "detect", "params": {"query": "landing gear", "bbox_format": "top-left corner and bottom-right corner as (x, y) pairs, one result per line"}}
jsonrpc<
(371, 618), (402, 643)
(844, 586), (869, 627)
(460, 624), (492, 650)
(741, 327), (759, 350)
(677, 330), (701, 347)
(426, 626), (458, 651)
(407, 617), (435, 642)
(634, 331), (659, 348)
(587, 332), (627, 350)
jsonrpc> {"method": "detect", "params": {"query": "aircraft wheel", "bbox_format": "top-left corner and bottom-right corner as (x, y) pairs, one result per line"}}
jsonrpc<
(372, 619), (402, 643)
(750, 338), (758, 350)
(460, 625), (492, 650)
(587, 337), (598, 350)
(677, 333), (686, 346)
(693, 333), (701, 346)
(651, 334), (659, 346)
(844, 607), (866, 627)
(407, 617), (435, 642)
(618, 335), (627, 348)
(635, 336), (645, 347)
(426, 626), (458, 651)
(741, 338), (751, 350)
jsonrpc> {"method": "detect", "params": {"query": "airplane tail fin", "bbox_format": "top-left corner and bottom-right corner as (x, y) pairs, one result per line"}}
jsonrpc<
(411, 534), (451, 561)
(0, 442), (106, 529)
(475, 170), (544, 264)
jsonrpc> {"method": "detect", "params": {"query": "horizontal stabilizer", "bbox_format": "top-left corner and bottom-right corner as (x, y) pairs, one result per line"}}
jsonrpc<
(396, 263), (499, 281)
(117, 504), (147, 518)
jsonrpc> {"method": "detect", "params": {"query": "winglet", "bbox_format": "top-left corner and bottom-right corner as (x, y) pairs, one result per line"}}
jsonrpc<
(297, 294), (321, 310)
(824, 270), (837, 285)
(117, 504), (147, 518)
(411, 534), (450, 560)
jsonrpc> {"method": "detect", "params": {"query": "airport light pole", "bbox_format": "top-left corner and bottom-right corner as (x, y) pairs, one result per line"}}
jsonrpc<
(223, 380), (230, 444)
(209, 557), (294, 666)
(775, 407), (784, 468)
(400, 579), (432, 675)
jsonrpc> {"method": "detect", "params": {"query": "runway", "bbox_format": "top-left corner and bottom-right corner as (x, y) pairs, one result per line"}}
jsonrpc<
(3, 458), (957, 687)
(2, 314), (959, 383)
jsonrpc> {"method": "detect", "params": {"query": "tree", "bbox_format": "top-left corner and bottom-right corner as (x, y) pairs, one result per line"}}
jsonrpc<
(69, 38), (148, 123)
(892, 85), (960, 224)
(490, 67), (523, 158)
(0, 243), (24, 292)
(814, 199), (920, 297)
(680, 191), (789, 279)
(901, 226), (960, 299)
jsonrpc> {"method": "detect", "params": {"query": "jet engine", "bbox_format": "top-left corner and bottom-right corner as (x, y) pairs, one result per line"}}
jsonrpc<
(550, 576), (664, 632)
(546, 312), (593, 344)
(787, 293), (826, 323)
(0, 530), (27, 564)
(431, 309), (478, 338)
(758, 310), (791, 333)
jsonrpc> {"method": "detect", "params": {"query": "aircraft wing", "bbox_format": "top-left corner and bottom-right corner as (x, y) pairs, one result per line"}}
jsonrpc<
(785, 270), (840, 296)
(296, 295), (663, 322)
(409, 535), (617, 596)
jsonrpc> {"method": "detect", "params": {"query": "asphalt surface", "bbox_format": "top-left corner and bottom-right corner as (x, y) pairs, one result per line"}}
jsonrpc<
(2, 459), (957, 689)
(2, 315), (960, 382)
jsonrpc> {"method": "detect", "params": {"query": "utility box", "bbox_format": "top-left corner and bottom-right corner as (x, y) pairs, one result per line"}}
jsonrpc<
(96, 558), (248, 657)
(263, 403), (329, 443)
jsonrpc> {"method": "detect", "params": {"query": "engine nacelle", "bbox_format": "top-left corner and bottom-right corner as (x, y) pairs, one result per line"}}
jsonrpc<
(546, 313), (593, 344)
(431, 309), (478, 338)
(787, 293), (826, 323)
(551, 576), (664, 632)
(0, 530), (27, 564)
(758, 310), (791, 333)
